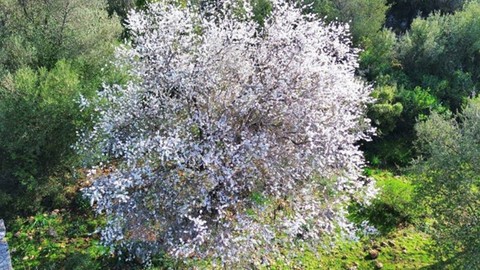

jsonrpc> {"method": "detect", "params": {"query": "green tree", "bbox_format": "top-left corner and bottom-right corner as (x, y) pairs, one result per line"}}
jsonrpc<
(364, 1), (480, 167)
(359, 29), (399, 81)
(412, 97), (480, 268)
(303, 0), (389, 45)
(0, 61), (90, 216)
(0, 0), (123, 218)
(0, 0), (121, 73)
(386, 0), (466, 32)
(397, 1), (480, 110)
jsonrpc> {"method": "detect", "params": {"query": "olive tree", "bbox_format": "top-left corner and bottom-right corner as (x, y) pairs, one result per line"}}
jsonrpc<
(0, 0), (121, 73)
(78, 0), (375, 265)
(413, 98), (480, 268)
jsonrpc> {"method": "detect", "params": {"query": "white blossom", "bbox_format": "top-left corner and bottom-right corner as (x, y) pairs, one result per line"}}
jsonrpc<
(77, 0), (375, 265)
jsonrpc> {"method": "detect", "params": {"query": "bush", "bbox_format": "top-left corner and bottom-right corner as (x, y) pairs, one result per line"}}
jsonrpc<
(397, 1), (480, 111)
(368, 84), (403, 135)
(349, 170), (416, 234)
(359, 29), (399, 81)
(0, 61), (93, 217)
(302, 0), (389, 45)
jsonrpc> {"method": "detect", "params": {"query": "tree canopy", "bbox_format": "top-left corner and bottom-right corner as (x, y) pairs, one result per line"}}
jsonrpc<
(413, 98), (480, 267)
(78, 1), (375, 265)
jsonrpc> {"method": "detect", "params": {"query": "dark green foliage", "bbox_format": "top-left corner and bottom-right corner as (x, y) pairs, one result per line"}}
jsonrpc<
(0, 56), (129, 218)
(363, 2), (480, 167)
(252, 0), (272, 26)
(397, 2), (480, 111)
(0, 0), (123, 218)
(364, 86), (447, 167)
(386, 0), (466, 32)
(397, 86), (446, 124)
(107, 0), (138, 18)
(364, 136), (413, 168)
(359, 30), (399, 81)
(0, 62), (90, 217)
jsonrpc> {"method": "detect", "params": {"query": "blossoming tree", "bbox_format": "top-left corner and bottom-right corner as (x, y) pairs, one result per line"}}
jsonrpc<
(78, 0), (375, 265)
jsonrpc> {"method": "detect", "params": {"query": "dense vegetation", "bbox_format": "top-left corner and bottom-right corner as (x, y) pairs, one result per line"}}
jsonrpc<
(0, 0), (478, 269)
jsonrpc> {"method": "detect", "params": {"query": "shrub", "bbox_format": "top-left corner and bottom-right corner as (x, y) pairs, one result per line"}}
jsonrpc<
(349, 170), (416, 234)
(0, 61), (89, 216)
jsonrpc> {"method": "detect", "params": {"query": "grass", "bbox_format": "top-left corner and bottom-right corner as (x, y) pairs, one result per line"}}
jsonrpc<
(5, 169), (446, 269)
(6, 207), (111, 269)
(349, 169), (419, 232)
(266, 226), (435, 270)
(316, 226), (435, 269)
(263, 169), (438, 270)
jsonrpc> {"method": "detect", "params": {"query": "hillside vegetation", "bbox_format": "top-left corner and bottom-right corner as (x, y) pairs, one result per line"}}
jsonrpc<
(0, 0), (478, 269)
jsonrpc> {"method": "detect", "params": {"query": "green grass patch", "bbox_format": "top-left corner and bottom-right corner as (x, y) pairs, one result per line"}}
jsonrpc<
(350, 170), (418, 234)
(268, 226), (436, 269)
(6, 210), (111, 269)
